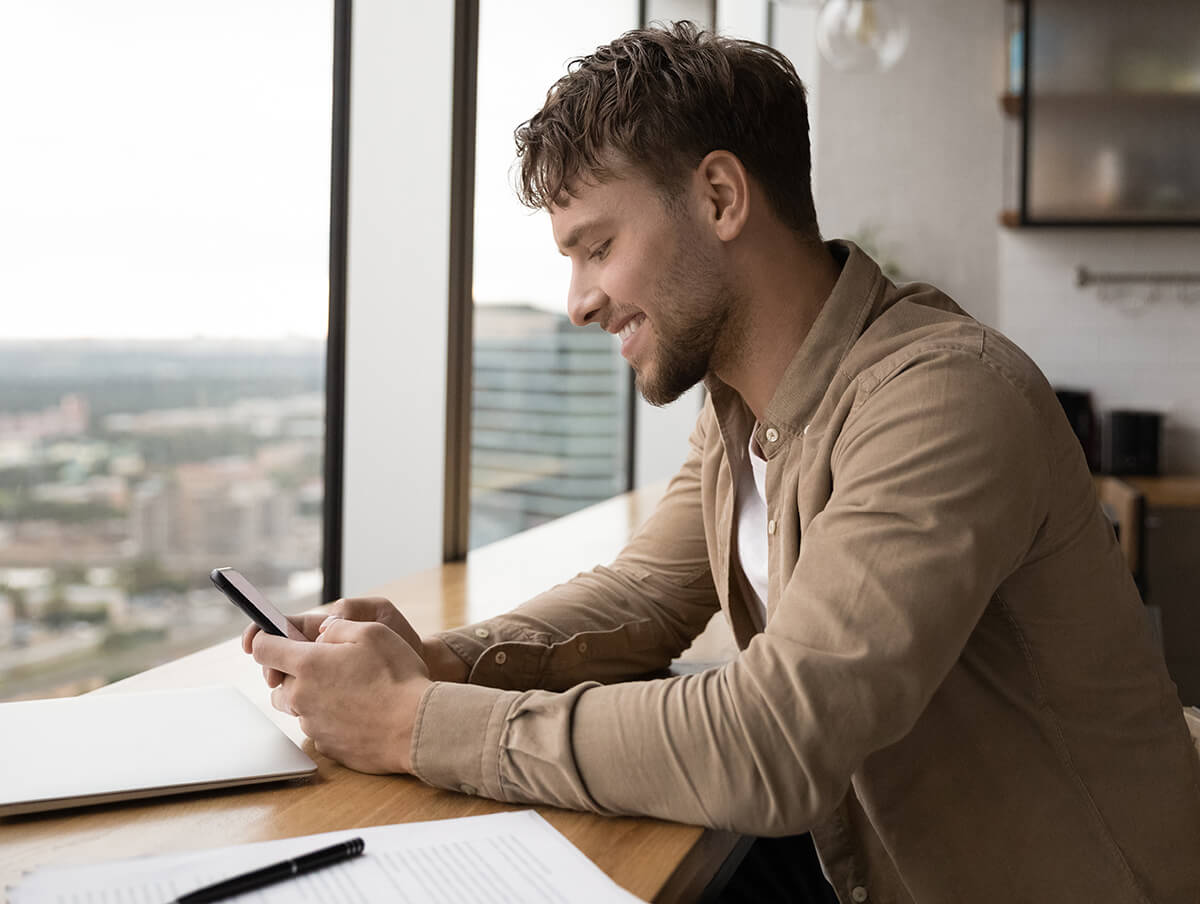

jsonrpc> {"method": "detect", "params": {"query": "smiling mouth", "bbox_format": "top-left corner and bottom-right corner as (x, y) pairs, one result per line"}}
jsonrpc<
(618, 314), (646, 342)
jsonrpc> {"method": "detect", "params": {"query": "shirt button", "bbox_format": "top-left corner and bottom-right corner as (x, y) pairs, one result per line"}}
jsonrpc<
(577, 641), (588, 654)
(474, 627), (490, 639)
(459, 783), (477, 796)
(767, 519), (777, 535)
(494, 651), (507, 665)
(851, 887), (868, 903)
(764, 427), (779, 444)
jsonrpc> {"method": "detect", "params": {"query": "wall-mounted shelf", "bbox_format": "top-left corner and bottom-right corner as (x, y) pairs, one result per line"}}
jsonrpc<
(1000, 209), (1200, 228)
(1000, 91), (1200, 117)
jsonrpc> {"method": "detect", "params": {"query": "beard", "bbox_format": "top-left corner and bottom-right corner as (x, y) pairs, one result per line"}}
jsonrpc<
(634, 234), (741, 407)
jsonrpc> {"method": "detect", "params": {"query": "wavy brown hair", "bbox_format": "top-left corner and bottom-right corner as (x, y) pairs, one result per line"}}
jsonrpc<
(514, 20), (819, 238)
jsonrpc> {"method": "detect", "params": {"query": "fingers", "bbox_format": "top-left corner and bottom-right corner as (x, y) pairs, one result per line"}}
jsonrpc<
(252, 631), (315, 677)
(271, 682), (296, 716)
(327, 597), (391, 622)
(317, 614), (343, 639)
(289, 612), (330, 641)
(241, 623), (260, 654)
(244, 603), (389, 652)
(245, 624), (286, 687)
(318, 616), (410, 650)
(317, 616), (373, 645)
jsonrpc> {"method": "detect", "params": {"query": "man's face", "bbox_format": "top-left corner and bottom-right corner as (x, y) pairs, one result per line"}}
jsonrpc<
(550, 166), (740, 407)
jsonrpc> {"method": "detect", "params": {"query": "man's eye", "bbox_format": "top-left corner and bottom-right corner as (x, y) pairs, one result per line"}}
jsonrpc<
(588, 240), (611, 261)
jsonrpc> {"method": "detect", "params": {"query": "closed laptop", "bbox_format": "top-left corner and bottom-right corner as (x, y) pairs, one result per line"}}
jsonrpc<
(0, 685), (317, 817)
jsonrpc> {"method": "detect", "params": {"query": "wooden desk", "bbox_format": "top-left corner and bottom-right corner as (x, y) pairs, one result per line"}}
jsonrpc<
(0, 484), (743, 902)
(1122, 476), (1200, 509)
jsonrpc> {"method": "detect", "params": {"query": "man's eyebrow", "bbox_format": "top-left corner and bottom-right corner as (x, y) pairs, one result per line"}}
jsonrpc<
(557, 219), (609, 256)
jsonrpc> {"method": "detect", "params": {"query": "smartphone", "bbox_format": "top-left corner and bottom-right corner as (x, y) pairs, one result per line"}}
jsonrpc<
(210, 567), (308, 641)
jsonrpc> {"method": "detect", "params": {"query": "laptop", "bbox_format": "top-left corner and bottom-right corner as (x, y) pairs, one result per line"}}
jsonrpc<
(0, 686), (317, 817)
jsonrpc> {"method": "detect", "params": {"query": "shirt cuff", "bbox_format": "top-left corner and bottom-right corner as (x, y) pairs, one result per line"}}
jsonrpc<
(410, 680), (522, 799)
(435, 621), (552, 673)
(435, 630), (485, 672)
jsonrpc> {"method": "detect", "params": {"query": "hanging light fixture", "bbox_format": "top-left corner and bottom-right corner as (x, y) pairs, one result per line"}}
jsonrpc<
(814, 0), (909, 72)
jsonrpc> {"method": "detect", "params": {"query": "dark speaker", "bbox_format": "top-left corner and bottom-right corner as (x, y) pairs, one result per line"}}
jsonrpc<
(1103, 410), (1162, 475)
(1055, 389), (1099, 471)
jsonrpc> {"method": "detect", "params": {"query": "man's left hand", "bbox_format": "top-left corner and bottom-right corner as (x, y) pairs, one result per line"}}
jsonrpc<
(251, 619), (431, 774)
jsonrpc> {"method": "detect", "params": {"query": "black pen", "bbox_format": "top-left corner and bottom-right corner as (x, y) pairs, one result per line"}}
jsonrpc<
(174, 837), (365, 903)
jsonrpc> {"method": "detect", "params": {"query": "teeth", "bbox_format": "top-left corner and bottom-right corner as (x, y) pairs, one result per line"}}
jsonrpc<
(619, 314), (646, 341)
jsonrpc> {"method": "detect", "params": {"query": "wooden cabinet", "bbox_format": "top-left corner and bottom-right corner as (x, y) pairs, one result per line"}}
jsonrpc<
(1125, 478), (1200, 705)
(1002, 0), (1200, 227)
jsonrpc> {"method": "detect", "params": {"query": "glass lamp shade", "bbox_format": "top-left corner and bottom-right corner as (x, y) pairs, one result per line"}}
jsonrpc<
(816, 0), (909, 72)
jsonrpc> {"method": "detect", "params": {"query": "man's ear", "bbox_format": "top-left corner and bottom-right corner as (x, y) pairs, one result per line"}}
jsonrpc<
(696, 150), (750, 243)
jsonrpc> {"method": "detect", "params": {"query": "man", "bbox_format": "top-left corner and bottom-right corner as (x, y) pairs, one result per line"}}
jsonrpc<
(247, 21), (1200, 903)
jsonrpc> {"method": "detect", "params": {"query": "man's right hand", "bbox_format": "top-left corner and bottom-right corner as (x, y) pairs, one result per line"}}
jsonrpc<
(240, 596), (470, 687)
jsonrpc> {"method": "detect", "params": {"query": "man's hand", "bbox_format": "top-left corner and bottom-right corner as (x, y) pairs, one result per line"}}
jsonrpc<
(240, 596), (470, 688)
(251, 618), (431, 774)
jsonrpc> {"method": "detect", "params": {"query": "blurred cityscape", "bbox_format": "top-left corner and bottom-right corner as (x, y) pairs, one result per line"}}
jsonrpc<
(0, 340), (325, 701)
(470, 304), (629, 548)
(0, 317), (628, 700)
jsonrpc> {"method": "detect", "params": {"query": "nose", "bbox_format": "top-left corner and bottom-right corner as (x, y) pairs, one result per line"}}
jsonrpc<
(567, 269), (608, 328)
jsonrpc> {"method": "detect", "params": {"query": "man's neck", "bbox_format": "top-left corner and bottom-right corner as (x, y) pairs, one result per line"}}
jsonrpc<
(714, 237), (841, 423)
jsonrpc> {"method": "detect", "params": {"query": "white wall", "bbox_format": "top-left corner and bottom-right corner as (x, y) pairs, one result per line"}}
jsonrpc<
(773, 2), (1200, 474)
(801, 0), (1007, 327)
(999, 229), (1200, 473)
(341, 0), (456, 593)
(769, 4), (821, 191)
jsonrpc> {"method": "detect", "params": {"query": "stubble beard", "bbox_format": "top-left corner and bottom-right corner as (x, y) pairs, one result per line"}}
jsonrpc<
(635, 236), (741, 408)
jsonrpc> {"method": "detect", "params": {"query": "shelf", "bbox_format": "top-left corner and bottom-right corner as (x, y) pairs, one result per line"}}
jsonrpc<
(1000, 90), (1200, 117)
(1000, 208), (1200, 228)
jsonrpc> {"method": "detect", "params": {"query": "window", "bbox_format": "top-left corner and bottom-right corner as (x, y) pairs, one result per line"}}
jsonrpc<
(0, 1), (334, 700)
(467, 0), (640, 549)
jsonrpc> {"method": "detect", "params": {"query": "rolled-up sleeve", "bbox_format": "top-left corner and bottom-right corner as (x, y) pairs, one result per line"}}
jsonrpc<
(413, 349), (1051, 835)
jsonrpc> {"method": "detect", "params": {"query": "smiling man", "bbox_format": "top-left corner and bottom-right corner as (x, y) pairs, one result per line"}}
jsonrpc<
(248, 21), (1200, 903)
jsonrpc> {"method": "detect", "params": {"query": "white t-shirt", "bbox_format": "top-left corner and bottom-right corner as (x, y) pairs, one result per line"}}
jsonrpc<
(735, 430), (770, 623)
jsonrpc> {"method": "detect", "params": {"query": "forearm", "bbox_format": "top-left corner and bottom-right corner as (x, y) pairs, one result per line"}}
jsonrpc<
(433, 560), (717, 691)
(410, 650), (859, 836)
(435, 420), (720, 690)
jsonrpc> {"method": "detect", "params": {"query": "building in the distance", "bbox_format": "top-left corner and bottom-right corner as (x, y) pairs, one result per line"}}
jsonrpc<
(0, 595), (13, 648)
(130, 457), (308, 574)
(470, 303), (629, 548)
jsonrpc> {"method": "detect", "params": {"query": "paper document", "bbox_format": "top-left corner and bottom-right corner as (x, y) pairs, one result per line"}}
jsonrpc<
(11, 810), (645, 903)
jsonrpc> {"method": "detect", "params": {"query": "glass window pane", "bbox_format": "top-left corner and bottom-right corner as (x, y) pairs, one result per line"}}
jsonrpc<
(0, 2), (333, 700)
(469, 1), (639, 549)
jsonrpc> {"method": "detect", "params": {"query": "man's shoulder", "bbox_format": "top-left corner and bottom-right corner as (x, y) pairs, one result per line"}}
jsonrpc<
(840, 283), (1049, 409)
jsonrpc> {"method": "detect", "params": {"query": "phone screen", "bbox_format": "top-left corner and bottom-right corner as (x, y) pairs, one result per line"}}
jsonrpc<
(211, 567), (307, 641)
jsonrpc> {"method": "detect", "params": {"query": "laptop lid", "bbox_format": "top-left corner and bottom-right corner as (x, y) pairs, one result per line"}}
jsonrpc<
(0, 685), (317, 817)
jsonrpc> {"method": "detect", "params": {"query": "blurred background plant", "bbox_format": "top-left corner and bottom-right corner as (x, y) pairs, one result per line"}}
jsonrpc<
(847, 222), (907, 282)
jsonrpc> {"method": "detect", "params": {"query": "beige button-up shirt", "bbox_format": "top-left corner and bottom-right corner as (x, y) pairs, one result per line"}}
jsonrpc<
(412, 241), (1200, 903)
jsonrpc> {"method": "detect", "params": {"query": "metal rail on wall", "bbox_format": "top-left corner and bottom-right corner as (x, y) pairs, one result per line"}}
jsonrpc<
(1076, 265), (1200, 311)
(1076, 266), (1200, 288)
